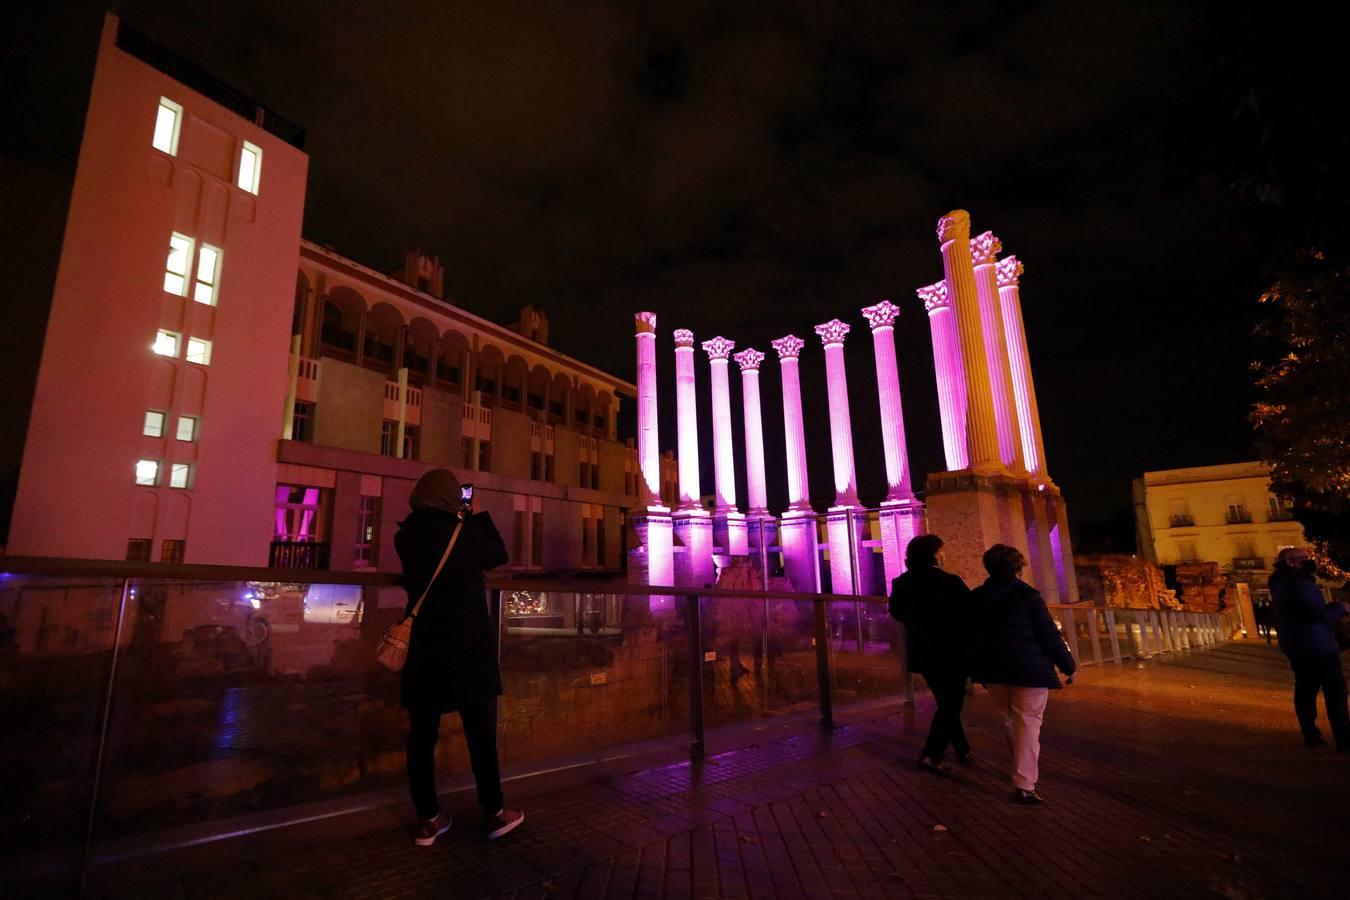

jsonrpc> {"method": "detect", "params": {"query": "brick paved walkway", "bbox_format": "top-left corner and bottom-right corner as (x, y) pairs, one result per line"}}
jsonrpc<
(91, 642), (1349, 899)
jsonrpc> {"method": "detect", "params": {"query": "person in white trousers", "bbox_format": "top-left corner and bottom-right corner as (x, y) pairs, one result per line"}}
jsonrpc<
(969, 545), (1076, 804)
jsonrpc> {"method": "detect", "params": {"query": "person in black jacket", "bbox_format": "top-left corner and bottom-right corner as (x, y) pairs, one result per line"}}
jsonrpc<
(397, 469), (524, 845)
(1269, 547), (1349, 751)
(889, 534), (975, 772)
(969, 544), (1076, 805)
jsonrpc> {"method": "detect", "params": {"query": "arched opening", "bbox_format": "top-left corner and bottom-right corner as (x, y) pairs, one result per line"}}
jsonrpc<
(404, 317), (438, 384)
(438, 329), (471, 393)
(321, 286), (365, 357)
(364, 303), (404, 376)
(502, 355), (529, 411)
(550, 372), (572, 423)
(527, 364), (551, 416)
(476, 345), (505, 406)
(594, 390), (614, 438)
(293, 272), (310, 339)
(575, 382), (596, 433)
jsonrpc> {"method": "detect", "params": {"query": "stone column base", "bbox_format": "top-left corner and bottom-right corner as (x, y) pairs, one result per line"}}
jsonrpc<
(629, 509), (674, 611)
(779, 512), (820, 593)
(879, 500), (926, 586)
(673, 511), (714, 590)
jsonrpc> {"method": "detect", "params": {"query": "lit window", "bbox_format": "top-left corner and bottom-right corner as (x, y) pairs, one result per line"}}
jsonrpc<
(152, 97), (182, 156)
(185, 338), (211, 365)
(161, 539), (185, 563)
(237, 141), (262, 194)
(193, 244), (220, 305)
(164, 233), (193, 295)
(153, 330), (180, 357)
(143, 410), (166, 437)
(135, 459), (160, 486)
(170, 463), (192, 489)
(176, 416), (197, 442)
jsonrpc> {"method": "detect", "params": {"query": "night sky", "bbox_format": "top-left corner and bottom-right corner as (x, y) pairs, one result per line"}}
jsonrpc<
(2, 1), (1324, 540)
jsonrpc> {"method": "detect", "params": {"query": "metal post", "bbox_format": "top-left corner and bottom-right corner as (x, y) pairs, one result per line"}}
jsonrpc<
(847, 510), (864, 652)
(1104, 609), (1122, 664)
(684, 594), (705, 760)
(813, 597), (834, 729)
(81, 577), (132, 892)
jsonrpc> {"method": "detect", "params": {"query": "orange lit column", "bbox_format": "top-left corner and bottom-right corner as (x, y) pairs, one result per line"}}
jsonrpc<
(937, 210), (1001, 474)
(971, 231), (1024, 472)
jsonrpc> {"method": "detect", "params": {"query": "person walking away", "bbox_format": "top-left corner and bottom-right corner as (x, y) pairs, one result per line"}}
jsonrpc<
(888, 534), (975, 773)
(969, 544), (1076, 805)
(397, 469), (525, 845)
(1269, 547), (1350, 751)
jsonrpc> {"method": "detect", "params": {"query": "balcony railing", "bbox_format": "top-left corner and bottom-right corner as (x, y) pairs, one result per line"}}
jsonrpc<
(0, 554), (1239, 894)
(319, 325), (355, 352)
(1169, 514), (1194, 528)
(1226, 511), (1253, 525)
(268, 541), (330, 569)
(1232, 557), (1265, 570)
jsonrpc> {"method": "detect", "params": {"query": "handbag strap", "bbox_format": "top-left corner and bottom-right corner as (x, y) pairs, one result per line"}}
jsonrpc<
(408, 521), (463, 620)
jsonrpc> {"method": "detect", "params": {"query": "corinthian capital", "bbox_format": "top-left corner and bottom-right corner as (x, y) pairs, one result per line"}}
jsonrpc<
(916, 280), (950, 314)
(771, 334), (804, 360)
(702, 335), (735, 360)
(673, 328), (695, 348)
(635, 311), (657, 335)
(996, 255), (1024, 288)
(860, 300), (901, 330)
(733, 348), (765, 372)
(936, 209), (971, 244)
(969, 230), (1003, 265)
(814, 319), (850, 346)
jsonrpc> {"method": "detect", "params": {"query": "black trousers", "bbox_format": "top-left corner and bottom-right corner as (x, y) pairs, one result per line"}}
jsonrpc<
(921, 670), (970, 762)
(1288, 651), (1350, 749)
(407, 702), (505, 820)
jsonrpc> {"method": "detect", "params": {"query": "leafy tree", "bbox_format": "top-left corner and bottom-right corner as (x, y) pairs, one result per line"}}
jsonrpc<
(1251, 249), (1350, 573)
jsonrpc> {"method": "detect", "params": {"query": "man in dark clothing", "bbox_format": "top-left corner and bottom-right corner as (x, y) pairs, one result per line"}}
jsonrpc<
(889, 534), (975, 772)
(1269, 547), (1350, 751)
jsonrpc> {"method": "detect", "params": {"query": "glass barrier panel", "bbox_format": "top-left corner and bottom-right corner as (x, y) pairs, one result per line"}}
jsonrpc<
(0, 575), (125, 894)
(827, 598), (906, 706)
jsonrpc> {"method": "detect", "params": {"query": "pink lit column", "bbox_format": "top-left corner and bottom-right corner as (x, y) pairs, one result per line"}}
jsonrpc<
(971, 231), (1024, 472)
(996, 256), (1049, 482)
(734, 348), (769, 515)
(861, 300), (924, 584)
(815, 319), (862, 595)
(703, 336), (747, 556)
(773, 335), (820, 592)
(672, 328), (713, 588)
(631, 312), (672, 593)
(937, 211), (1001, 474)
(918, 281), (968, 471)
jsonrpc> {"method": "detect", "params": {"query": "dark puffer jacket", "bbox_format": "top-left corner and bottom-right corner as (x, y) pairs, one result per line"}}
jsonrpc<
(969, 576), (1076, 689)
(888, 565), (974, 676)
(1270, 567), (1341, 658)
(396, 508), (509, 712)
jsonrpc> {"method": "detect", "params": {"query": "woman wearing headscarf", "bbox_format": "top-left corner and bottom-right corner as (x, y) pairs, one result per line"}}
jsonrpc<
(397, 468), (523, 844)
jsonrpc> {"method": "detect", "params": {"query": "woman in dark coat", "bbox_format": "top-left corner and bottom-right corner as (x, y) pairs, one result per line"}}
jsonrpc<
(969, 544), (1076, 805)
(397, 469), (523, 845)
(888, 534), (975, 772)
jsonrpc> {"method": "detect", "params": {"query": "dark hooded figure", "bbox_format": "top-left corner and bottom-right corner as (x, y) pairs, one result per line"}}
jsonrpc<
(396, 468), (523, 845)
(888, 534), (975, 773)
(1269, 546), (1350, 751)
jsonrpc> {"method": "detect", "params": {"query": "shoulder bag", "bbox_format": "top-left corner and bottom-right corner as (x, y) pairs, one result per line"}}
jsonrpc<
(375, 521), (463, 672)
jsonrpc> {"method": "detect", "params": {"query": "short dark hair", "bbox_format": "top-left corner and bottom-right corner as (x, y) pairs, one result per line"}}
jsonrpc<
(982, 544), (1026, 578)
(905, 534), (944, 567)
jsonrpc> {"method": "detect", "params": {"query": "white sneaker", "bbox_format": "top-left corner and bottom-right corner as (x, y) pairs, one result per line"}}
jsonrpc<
(485, 807), (524, 840)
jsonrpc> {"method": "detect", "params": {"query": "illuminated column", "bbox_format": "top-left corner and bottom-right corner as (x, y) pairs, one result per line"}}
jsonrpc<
(734, 348), (769, 515)
(634, 312), (665, 509)
(813, 319), (860, 508)
(860, 300), (914, 501)
(771, 335), (811, 511)
(997, 256), (1049, 481)
(703, 336), (746, 555)
(672, 328), (703, 509)
(918, 282), (967, 471)
(937, 210), (1001, 474)
(971, 231), (1024, 472)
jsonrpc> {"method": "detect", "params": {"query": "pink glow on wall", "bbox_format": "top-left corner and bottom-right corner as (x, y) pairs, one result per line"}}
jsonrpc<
(937, 210), (1001, 474)
(634, 312), (665, 509)
(771, 335), (812, 512)
(860, 300), (914, 500)
(996, 256), (1049, 480)
(813, 319), (860, 507)
(970, 232), (1024, 472)
(672, 328), (704, 509)
(733, 348), (769, 514)
(918, 281), (969, 471)
(701, 336), (738, 513)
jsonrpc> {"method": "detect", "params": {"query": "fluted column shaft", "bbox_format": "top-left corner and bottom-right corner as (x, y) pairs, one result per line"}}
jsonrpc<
(998, 256), (1049, 480)
(772, 335), (811, 511)
(634, 312), (664, 508)
(861, 301), (914, 499)
(814, 320), (860, 507)
(702, 336), (738, 513)
(672, 329), (703, 509)
(972, 231), (1025, 472)
(734, 349), (769, 514)
(937, 210), (1001, 473)
(919, 282), (969, 471)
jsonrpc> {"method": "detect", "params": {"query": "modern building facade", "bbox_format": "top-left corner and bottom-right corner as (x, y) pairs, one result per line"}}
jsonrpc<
(9, 14), (676, 575)
(1133, 461), (1305, 596)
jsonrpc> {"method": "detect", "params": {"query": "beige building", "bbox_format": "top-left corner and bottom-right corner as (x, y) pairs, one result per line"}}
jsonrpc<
(1133, 462), (1305, 598)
